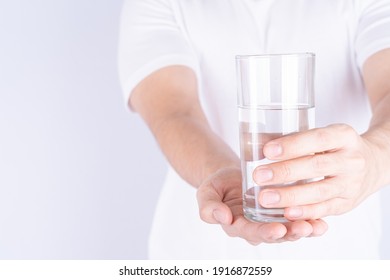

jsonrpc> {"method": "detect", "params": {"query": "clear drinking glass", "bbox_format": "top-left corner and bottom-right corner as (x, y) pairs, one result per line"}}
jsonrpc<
(236, 53), (315, 223)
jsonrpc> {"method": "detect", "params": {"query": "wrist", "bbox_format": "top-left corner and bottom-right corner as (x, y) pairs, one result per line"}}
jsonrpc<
(199, 157), (241, 188)
(362, 127), (390, 189)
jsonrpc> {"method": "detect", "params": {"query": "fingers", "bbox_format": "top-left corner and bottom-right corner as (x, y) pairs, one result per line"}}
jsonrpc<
(222, 218), (328, 245)
(254, 125), (364, 187)
(263, 124), (358, 161)
(222, 218), (288, 245)
(254, 152), (352, 185)
(254, 148), (366, 192)
(197, 180), (290, 244)
(306, 219), (328, 237)
(259, 178), (343, 208)
(198, 182), (329, 244)
(253, 126), (367, 220)
(234, 219), (328, 244)
(197, 181), (327, 244)
(283, 220), (314, 241)
(196, 166), (329, 245)
(259, 176), (359, 220)
(284, 198), (349, 220)
(196, 167), (241, 225)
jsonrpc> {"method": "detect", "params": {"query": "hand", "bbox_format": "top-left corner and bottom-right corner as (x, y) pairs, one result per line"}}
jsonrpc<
(254, 124), (379, 221)
(196, 167), (328, 245)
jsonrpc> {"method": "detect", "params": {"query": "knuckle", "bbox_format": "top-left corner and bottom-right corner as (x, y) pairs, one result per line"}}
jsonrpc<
(315, 128), (333, 147)
(334, 180), (349, 197)
(308, 200), (341, 220)
(303, 205), (321, 220)
(331, 202), (344, 216)
(313, 202), (333, 219)
(311, 154), (331, 171)
(332, 124), (359, 143)
(198, 208), (210, 223)
(222, 225), (238, 237)
(341, 181), (356, 199)
(226, 231), (238, 238)
(307, 207), (320, 220)
(325, 200), (336, 215)
(284, 189), (297, 205)
(278, 162), (292, 182)
(328, 198), (350, 216)
(315, 183), (330, 201)
(247, 240), (261, 246)
(330, 123), (353, 134)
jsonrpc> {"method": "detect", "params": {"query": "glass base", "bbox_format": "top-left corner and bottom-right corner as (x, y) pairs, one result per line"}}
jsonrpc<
(244, 207), (288, 223)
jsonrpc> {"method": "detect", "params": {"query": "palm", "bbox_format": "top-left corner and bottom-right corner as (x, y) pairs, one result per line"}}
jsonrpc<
(197, 167), (328, 245)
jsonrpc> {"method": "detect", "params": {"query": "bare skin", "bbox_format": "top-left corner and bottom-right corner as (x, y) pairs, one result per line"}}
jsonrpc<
(130, 48), (390, 245)
(255, 48), (390, 221)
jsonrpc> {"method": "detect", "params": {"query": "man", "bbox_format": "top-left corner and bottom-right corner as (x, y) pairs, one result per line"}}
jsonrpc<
(119, 0), (390, 259)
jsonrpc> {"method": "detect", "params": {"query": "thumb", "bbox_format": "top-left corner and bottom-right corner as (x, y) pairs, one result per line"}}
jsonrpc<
(196, 183), (233, 225)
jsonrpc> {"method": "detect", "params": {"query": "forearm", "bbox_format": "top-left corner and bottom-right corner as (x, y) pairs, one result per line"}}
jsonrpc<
(361, 48), (390, 190)
(130, 66), (240, 188)
(150, 112), (240, 188)
(362, 93), (390, 189)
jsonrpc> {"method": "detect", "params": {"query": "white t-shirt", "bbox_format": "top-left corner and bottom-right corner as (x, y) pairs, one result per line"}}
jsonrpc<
(119, 0), (390, 259)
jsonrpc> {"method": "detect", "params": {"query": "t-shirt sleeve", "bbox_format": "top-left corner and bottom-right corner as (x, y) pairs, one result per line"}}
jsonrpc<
(355, 0), (390, 69)
(118, 0), (199, 105)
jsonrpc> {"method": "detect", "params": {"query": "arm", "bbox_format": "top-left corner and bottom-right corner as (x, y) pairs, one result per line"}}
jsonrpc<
(362, 48), (390, 188)
(130, 66), (240, 188)
(252, 48), (390, 220)
(131, 65), (327, 244)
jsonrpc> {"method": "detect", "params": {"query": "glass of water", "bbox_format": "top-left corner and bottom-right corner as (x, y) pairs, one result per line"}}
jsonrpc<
(236, 53), (315, 223)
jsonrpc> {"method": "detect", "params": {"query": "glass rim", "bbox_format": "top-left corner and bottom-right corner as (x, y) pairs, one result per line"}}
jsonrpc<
(235, 52), (315, 60)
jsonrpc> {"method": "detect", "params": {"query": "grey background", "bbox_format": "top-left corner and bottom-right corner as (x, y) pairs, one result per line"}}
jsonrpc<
(0, 0), (389, 259)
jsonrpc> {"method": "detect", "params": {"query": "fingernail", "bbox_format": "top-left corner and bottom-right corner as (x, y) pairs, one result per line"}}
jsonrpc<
(213, 210), (225, 224)
(265, 143), (282, 158)
(254, 168), (273, 183)
(287, 207), (303, 218)
(261, 191), (280, 205)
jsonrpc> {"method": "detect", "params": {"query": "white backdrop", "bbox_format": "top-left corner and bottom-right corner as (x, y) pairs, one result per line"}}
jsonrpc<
(0, 0), (167, 259)
(0, 0), (389, 259)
